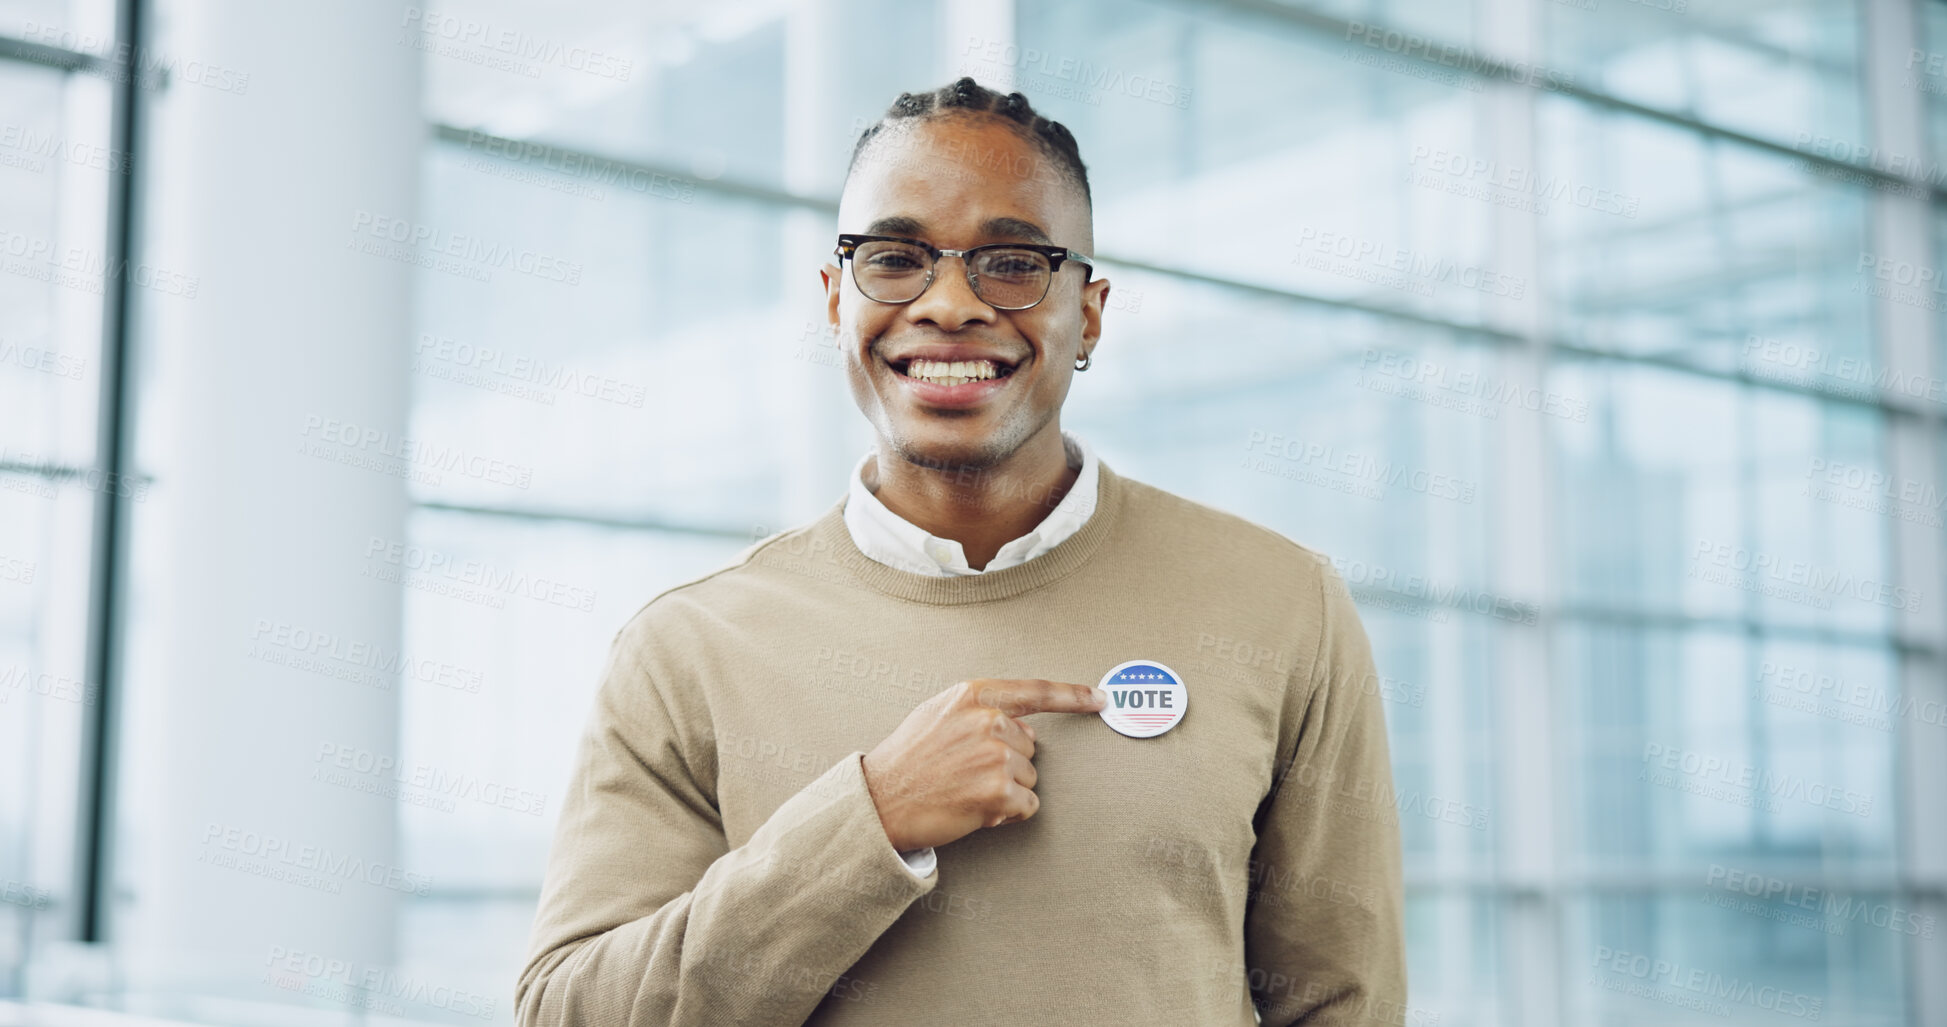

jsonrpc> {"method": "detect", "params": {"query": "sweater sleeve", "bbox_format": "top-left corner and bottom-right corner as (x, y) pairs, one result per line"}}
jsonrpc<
(1244, 561), (1408, 1026)
(514, 630), (938, 1027)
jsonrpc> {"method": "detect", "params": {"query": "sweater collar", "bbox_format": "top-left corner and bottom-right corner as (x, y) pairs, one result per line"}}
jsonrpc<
(842, 430), (1100, 577)
(800, 459), (1127, 605)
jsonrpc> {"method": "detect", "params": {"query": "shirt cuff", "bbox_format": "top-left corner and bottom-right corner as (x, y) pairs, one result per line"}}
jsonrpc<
(897, 846), (937, 878)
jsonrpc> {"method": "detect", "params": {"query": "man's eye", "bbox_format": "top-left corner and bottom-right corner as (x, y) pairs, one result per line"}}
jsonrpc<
(866, 255), (924, 271)
(984, 256), (1044, 276)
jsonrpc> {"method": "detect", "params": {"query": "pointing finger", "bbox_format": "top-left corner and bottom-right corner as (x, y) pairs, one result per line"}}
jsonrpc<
(971, 678), (1105, 717)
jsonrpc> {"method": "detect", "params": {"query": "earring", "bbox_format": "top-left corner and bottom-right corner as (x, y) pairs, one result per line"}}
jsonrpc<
(1074, 351), (1092, 372)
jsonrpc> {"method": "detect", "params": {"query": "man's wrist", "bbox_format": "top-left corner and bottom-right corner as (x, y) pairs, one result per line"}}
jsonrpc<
(860, 751), (912, 851)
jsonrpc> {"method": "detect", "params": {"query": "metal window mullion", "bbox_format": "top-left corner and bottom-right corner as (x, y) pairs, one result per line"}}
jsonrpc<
(73, 0), (144, 946)
(0, 34), (117, 74)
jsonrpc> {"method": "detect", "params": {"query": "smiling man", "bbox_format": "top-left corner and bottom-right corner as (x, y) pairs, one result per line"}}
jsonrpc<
(516, 78), (1406, 1027)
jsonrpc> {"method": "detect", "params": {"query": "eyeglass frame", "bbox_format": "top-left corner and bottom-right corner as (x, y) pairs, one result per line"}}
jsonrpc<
(833, 233), (1094, 311)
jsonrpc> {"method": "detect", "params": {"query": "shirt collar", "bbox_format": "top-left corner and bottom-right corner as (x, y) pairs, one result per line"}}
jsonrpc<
(843, 430), (1100, 577)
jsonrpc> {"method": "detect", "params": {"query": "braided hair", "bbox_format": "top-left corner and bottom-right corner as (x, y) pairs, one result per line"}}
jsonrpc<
(846, 77), (1092, 209)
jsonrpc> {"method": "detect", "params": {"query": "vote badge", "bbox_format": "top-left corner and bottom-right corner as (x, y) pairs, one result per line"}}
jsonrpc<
(1097, 659), (1187, 738)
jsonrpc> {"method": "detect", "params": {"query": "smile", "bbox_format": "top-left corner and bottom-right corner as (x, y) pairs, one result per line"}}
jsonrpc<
(889, 356), (1020, 386)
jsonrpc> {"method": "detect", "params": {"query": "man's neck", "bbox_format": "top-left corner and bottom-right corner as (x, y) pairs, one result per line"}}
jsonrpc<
(865, 429), (1078, 571)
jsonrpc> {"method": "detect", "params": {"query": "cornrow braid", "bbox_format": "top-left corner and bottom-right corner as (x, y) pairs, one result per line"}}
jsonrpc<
(847, 76), (1092, 208)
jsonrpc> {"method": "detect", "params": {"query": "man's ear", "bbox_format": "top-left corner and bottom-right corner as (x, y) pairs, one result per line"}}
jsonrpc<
(822, 262), (842, 336)
(1079, 276), (1110, 358)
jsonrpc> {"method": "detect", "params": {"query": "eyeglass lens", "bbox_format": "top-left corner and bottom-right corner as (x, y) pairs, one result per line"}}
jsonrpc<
(851, 240), (1053, 308)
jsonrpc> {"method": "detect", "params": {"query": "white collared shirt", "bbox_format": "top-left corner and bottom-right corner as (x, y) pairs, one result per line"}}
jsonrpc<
(843, 430), (1099, 577)
(840, 429), (1100, 878)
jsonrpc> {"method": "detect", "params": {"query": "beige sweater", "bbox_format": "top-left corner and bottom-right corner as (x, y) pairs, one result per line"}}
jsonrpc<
(516, 462), (1406, 1026)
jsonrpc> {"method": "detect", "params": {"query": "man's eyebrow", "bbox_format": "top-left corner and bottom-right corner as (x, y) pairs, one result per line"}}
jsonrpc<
(980, 217), (1052, 245)
(863, 216), (927, 238)
(856, 215), (1054, 246)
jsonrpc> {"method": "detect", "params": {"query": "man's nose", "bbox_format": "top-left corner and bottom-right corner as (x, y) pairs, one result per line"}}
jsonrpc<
(902, 255), (995, 330)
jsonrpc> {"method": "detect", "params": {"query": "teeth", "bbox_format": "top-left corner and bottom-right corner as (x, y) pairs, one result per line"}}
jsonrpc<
(906, 358), (1000, 384)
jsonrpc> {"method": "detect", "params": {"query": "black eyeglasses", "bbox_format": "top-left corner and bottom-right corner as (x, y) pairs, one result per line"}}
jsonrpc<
(834, 233), (1093, 311)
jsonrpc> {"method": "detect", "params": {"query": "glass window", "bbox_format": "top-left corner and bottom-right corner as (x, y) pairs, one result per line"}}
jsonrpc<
(421, 0), (942, 196)
(396, 509), (750, 892)
(1542, 0), (1865, 154)
(0, 13), (122, 978)
(1539, 96), (1874, 377)
(386, 4), (1930, 1024)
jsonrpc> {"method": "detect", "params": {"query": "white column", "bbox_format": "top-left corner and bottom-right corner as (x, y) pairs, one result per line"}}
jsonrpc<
(105, 0), (420, 1008)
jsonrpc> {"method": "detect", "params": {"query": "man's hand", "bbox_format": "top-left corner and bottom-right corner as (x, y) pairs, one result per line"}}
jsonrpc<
(862, 678), (1106, 851)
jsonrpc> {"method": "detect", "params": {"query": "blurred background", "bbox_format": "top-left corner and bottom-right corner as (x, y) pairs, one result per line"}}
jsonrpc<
(3, 0), (1945, 1024)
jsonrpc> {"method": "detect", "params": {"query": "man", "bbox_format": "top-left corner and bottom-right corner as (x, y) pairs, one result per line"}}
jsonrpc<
(516, 78), (1405, 1026)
